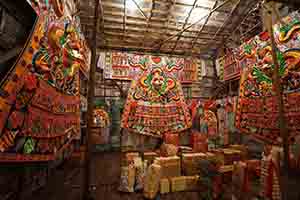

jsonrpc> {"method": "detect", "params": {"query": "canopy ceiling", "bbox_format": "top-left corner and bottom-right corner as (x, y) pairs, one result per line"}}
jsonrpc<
(79, 0), (262, 57)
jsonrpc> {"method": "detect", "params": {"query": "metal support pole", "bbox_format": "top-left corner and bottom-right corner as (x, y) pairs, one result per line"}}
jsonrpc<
(82, 0), (100, 199)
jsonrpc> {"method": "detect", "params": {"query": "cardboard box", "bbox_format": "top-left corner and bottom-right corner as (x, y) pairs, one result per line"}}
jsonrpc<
(170, 176), (199, 192)
(143, 152), (158, 165)
(171, 177), (186, 192)
(209, 150), (225, 165)
(182, 153), (206, 176)
(193, 142), (208, 153)
(154, 156), (181, 178)
(184, 175), (200, 191)
(229, 145), (248, 160)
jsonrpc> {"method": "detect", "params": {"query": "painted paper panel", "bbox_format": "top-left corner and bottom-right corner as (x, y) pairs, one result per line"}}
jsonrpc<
(235, 11), (300, 143)
(100, 51), (198, 83)
(0, 0), (89, 162)
(121, 56), (192, 137)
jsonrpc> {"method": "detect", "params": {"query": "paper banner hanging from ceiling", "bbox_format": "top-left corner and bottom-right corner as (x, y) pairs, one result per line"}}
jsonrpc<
(121, 55), (192, 137)
(0, 0), (89, 162)
(98, 51), (198, 83)
(235, 11), (300, 143)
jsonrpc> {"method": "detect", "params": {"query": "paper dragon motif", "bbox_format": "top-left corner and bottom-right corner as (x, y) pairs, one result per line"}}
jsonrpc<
(236, 11), (300, 143)
(0, 0), (89, 161)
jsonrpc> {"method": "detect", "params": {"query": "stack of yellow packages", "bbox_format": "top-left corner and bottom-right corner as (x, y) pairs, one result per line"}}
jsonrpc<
(208, 150), (225, 165)
(182, 153), (206, 175)
(222, 148), (242, 165)
(229, 145), (248, 160)
(184, 176), (200, 191)
(219, 165), (234, 173)
(144, 164), (162, 199)
(160, 178), (170, 194)
(179, 146), (193, 154)
(154, 156), (181, 179)
(170, 176), (200, 192)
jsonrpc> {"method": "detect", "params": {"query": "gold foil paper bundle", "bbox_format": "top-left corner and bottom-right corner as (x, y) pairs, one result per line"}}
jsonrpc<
(209, 150), (225, 165)
(143, 151), (158, 164)
(160, 178), (170, 194)
(118, 164), (136, 193)
(171, 176), (186, 192)
(179, 146), (193, 154)
(122, 152), (140, 166)
(154, 156), (181, 178)
(219, 165), (234, 173)
(144, 164), (162, 199)
(222, 148), (242, 165)
(135, 159), (148, 191)
(229, 145), (248, 160)
(182, 153), (206, 176)
(160, 143), (178, 157)
(170, 176), (199, 192)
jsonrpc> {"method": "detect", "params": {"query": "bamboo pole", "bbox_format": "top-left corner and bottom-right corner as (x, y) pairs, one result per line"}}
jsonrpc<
(82, 0), (100, 199)
(264, 2), (289, 172)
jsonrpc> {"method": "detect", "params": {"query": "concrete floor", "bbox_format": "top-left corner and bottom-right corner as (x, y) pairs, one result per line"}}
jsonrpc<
(26, 152), (300, 200)
(28, 152), (210, 200)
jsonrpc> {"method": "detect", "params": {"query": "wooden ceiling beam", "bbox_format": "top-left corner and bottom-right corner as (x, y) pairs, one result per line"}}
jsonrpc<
(81, 13), (227, 30)
(198, 0), (241, 56)
(211, 0), (241, 41)
(190, 0), (218, 51)
(82, 20), (231, 35)
(123, 0), (127, 40)
(214, 1), (261, 55)
(175, 1), (230, 13)
(151, 0), (232, 49)
(102, 30), (225, 40)
(85, 25), (230, 39)
(131, 0), (148, 19)
(97, 39), (208, 48)
(99, 0), (106, 45)
(98, 45), (203, 57)
(228, 1), (261, 40)
(171, 0), (198, 53)
(100, 33), (208, 45)
(142, 0), (155, 48)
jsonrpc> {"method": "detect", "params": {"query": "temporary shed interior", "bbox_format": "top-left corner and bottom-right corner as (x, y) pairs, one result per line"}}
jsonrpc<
(0, 0), (300, 200)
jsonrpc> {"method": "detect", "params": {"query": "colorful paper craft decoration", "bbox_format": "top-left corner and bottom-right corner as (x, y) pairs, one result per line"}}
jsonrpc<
(121, 56), (192, 137)
(93, 109), (110, 128)
(101, 52), (198, 83)
(235, 11), (300, 143)
(0, 1), (89, 162)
